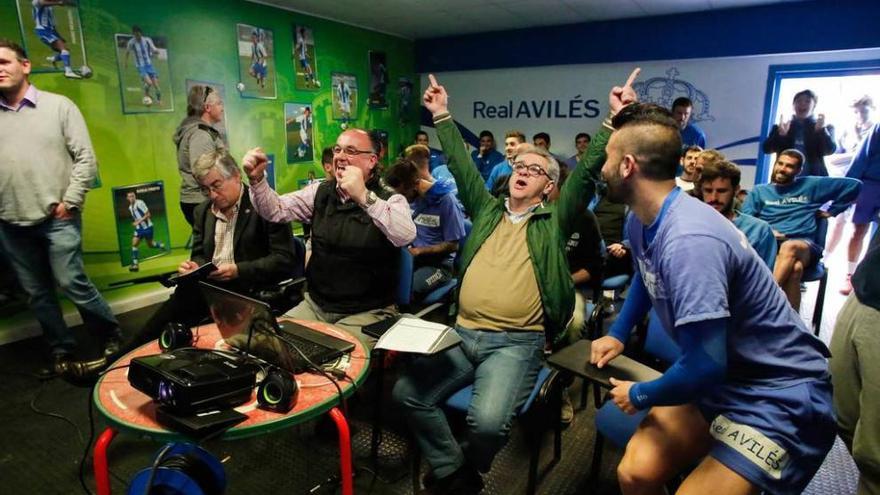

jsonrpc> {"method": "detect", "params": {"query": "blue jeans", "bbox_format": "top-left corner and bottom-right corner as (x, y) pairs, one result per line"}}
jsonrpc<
(0, 216), (119, 355)
(392, 327), (544, 478)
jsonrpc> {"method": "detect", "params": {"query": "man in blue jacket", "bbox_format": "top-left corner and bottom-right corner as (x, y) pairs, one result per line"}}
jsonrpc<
(841, 123), (880, 295)
(742, 149), (861, 309)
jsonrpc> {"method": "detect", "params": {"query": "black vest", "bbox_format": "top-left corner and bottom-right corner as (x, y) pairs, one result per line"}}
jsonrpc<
(307, 179), (400, 314)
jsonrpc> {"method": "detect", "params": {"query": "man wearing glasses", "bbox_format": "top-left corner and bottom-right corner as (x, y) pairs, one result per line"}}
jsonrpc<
(243, 128), (416, 340)
(174, 84), (226, 226)
(73, 150), (300, 377)
(392, 73), (614, 493)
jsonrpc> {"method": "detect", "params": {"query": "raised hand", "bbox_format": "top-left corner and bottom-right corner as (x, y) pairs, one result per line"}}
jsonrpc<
(423, 74), (449, 117)
(338, 166), (367, 205)
(609, 68), (641, 115)
(242, 147), (268, 183)
(778, 115), (791, 136)
(815, 113), (826, 132)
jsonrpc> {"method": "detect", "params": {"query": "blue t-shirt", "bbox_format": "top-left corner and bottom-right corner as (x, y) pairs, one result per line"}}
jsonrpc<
(627, 192), (829, 389)
(431, 165), (459, 198)
(411, 186), (467, 263)
(732, 212), (777, 270)
(847, 123), (880, 181)
(428, 147), (446, 172)
(680, 123), (707, 148)
(470, 149), (504, 182)
(741, 176), (862, 239)
(485, 161), (512, 191)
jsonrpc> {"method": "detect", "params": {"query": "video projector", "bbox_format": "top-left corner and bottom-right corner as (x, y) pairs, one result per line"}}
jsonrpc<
(128, 348), (259, 413)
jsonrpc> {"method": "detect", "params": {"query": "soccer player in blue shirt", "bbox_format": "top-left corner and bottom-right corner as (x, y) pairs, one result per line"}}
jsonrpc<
(126, 191), (164, 272)
(470, 130), (504, 182)
(484, 130), (526, 193)
(591, 95), (836, 495)
(672, 97), (706, 149)
(742, 149), (861, 309)
(124, 26), (162, 104)
(31, 0), (80, 79)
(697, 160), (777, 269)
(249, 29), (268, 89)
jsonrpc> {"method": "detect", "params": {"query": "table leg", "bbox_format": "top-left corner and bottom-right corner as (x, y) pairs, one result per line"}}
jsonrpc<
(371, 349), (385, 464)
(94, 427), (118, 495)
(328, 407), (353, 495)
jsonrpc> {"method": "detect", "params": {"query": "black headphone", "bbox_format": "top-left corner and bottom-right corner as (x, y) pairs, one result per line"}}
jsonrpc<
(159, 322), (193, 352)
(257, 368), (298, 413)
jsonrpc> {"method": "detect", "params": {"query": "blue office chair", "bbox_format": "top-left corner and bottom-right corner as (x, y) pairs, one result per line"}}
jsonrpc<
(412, 366), (565, 495)
(802, 217), (829, 336)
(589, 310), (681, 481)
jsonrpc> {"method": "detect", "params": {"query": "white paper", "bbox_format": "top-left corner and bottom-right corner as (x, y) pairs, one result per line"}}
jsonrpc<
(375, 317), (457, 353)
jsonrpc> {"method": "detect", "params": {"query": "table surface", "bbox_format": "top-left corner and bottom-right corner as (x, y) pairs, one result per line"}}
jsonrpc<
(93, 319), (370, 442)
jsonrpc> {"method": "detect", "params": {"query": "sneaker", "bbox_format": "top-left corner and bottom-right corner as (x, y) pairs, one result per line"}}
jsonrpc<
(64, 68), (82, 79)
(840, 274), (853, 296)
(129, 263), (139, 272)
(103, 333), (122, 357)
(560, 390), (574, 425)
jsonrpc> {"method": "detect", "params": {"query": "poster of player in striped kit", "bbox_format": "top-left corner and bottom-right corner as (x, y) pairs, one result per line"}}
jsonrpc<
(15, 0), (91, 78)
(293, 25), (319, 91)
(331, 72), (357, 123)
(285, 103), (314, 163)
(112, 182), (171, 271)
(114, 28), (174, 113)
(236, 23), (276, 99)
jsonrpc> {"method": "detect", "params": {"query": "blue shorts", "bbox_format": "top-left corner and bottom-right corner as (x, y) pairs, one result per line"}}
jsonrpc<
(299, 57), (310, 70)
(133, 227), (154, 239)
(780, 237), (822, 270)
(699, 378), (836, 495)
(852, 178), (880, 225)
(137, 63), (157, 79)
(36, 27), (62, 45)
(251, 62), (267, 78)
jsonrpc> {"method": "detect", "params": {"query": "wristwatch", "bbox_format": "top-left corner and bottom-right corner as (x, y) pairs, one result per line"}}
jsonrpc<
(362, 191), (378, 208)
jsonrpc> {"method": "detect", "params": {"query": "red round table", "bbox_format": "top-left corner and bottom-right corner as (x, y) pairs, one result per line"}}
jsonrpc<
(92, 319), (370, 495)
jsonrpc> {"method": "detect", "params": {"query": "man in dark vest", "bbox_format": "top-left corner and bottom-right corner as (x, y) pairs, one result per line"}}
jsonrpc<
(243, 128), (416, 339)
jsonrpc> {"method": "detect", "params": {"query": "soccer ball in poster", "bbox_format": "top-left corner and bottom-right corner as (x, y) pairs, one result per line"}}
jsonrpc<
(142, 96), (153, 106)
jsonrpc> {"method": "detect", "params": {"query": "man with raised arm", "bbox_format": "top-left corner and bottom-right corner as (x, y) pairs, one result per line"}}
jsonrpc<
(393, 71), (631, 494)
(590, 101), (836, 495)
(242, 128), (416, 340)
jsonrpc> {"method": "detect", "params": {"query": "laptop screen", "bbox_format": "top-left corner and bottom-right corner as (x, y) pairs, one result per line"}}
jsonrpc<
(198, 282), (297, 370)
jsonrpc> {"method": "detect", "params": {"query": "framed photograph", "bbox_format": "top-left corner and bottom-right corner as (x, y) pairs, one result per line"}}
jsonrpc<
(331, 72), (357, 122)
(368, 51), (388, 109)
(285, 103), (314, 163)
(111, 181), (171, 270)
(114, 28), (173, 113)
(235, 23), (276, 99)
(397, 77), (414, 124)
(15, 0), (91, 78)
(292, 25), (319, 91)
(185, 79), (228, 141)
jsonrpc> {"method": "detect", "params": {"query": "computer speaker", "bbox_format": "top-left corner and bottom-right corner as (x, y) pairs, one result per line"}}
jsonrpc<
(159, 322), (193, 352)
(257, 368), (298, 413)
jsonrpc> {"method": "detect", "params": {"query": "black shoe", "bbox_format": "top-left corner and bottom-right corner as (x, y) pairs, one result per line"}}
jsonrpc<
(64, 357), (109, 380)
(37, 353), (73, 379)
(420, 464), (483, 495)
(103, 336), (121, 357)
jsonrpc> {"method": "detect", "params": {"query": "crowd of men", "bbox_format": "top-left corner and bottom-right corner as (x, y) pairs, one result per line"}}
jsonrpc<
(2, 33), (879, 495)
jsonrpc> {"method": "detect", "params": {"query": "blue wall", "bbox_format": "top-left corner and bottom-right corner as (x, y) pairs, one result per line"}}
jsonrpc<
(416, 0), (880, 73)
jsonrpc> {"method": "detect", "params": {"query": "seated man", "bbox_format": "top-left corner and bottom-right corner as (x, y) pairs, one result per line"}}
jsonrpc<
(675, 145), (702, 192)
(470, 130), (504, 182)
(590, 102), (837, 495)
(742, 149), (861, 309)
(698, 160), (777, 269)
(243, 128), (416, 340)
(385, 157), (467, 299)
(405, 143), (458, 198)
(393, 72), (615, 494)
(91, 151), (298, 370)
(594, 196), (632, 279)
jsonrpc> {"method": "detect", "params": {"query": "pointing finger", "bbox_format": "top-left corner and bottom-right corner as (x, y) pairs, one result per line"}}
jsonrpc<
(624, 68), (641, 88)
(428, 74), (439, 89)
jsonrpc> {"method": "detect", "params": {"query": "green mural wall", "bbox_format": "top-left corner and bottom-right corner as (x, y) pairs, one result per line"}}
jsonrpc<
(0, 0), (417, 283)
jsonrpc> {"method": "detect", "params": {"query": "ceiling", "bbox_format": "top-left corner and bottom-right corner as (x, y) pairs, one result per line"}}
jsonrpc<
(249, 0), (805, 40)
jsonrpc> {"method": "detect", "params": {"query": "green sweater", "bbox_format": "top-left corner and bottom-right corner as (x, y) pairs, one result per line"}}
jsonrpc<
(434, 117), (610, 345)
(0, 87), (96, 225)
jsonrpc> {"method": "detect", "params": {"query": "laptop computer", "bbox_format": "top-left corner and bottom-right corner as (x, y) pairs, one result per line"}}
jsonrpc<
(199, 282), (354, 372)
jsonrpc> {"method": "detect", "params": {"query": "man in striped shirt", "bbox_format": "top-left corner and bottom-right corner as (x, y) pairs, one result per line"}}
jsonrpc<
(124, 26), (162, 104)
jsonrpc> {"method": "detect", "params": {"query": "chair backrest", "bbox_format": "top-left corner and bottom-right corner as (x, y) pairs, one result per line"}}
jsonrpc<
(396, 247), (414, 307)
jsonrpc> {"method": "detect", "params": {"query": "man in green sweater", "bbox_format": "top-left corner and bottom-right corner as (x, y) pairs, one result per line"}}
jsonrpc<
(393, 71), (637, 493)
(0, 40), (121, 378)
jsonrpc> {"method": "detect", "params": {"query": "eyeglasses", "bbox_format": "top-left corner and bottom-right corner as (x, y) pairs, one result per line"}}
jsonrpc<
(332, 145), (376, 157)
(199, 178), (228, 194)
(512, 161), (549, 178)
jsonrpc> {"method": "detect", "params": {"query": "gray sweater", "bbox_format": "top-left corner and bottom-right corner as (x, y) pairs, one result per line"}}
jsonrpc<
(0, 87), (96, 226)
(173, 116), (225, 204)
